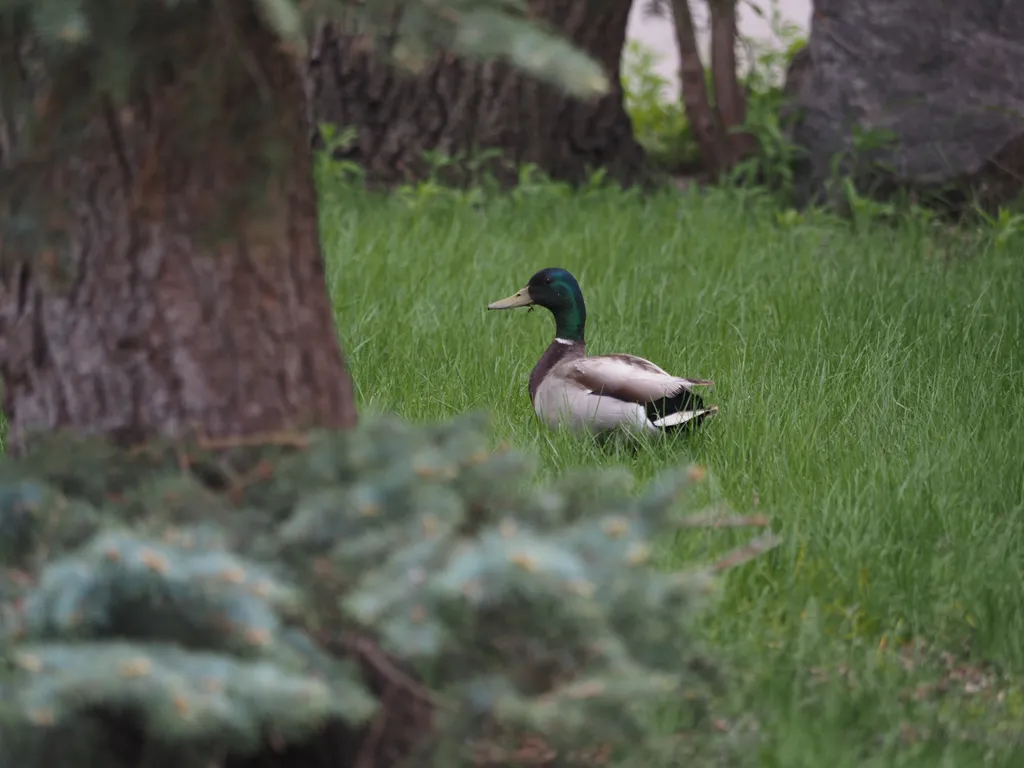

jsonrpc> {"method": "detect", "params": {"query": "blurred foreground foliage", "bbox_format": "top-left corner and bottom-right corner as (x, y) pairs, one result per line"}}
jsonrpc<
(0, 413), (773, 766)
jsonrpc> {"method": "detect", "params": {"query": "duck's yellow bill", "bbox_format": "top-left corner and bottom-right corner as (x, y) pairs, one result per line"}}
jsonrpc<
(487, 287), (534, 310)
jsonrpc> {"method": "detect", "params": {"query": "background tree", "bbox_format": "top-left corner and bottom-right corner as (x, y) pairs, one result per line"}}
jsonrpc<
(645, 0), (752, 178)
(0, 0), (609, 453)
(308, 0), (648, 187)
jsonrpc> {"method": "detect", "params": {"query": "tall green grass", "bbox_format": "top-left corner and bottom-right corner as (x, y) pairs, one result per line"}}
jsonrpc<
(320, 177), (1024, 766)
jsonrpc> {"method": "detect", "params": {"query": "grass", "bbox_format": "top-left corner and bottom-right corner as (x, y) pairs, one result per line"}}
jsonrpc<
(319, 174), (1024, 766)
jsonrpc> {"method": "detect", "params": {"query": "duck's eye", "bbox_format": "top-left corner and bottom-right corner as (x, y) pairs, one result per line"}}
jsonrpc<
(544, 276), (553, 284)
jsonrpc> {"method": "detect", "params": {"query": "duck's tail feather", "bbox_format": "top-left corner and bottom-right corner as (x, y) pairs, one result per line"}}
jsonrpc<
(643, 382), (718, 431)
(645, 385), (705, 422)
(651, 405), (718, 430)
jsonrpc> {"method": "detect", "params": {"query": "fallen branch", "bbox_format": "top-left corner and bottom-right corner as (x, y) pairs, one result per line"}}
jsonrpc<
(678, 512), (770, 529)
(340, 631), (452, 710)
(709, 532), (782, 573)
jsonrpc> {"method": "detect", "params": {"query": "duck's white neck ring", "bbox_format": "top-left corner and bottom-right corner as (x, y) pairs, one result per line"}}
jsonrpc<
(554, 338), (575, 346)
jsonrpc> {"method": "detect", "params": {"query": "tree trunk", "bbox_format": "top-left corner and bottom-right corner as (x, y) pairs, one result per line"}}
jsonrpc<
(0, 2), (358, 454)
(709, 0), (755, 165)
(306, 0), (648, 187)
(671, 0), (730, 177)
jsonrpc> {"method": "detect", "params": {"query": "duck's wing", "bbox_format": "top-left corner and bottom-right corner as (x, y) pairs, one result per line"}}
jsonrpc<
(533, 373), (654, 433)
(563, 354), (713, 405)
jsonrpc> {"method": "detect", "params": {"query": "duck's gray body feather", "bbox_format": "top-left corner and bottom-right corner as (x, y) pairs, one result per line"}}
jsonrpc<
(529, 339), (717, 434)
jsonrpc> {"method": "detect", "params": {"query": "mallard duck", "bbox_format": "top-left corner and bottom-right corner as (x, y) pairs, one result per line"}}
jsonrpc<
(487, 267), (718, 434)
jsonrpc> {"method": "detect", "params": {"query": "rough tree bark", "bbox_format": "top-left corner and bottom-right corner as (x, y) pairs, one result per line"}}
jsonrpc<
(0, 3), (358, 454)
(306, 0), (648, 187)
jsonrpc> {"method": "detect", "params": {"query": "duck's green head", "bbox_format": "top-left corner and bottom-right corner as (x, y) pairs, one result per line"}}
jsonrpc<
(487, 267), (586, 341)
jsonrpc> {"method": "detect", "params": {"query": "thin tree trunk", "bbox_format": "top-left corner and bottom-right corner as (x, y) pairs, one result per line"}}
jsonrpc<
(709, 0), (755, 164)
(0, 2), (357, 454)
(308, 0), (649, 188)
(670, 0), (729, 177)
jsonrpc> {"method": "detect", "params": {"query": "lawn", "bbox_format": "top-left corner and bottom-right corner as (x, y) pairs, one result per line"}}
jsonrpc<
(320, 176), (1024, 766)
